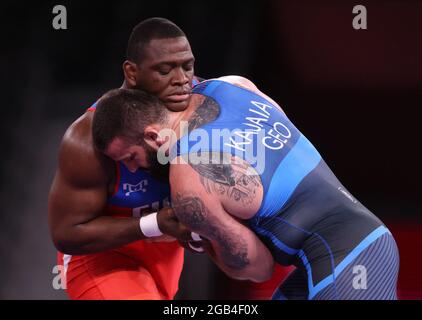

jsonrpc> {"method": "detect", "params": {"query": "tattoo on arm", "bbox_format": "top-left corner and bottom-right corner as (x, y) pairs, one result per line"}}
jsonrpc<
(172, 193), (249, 269)
(189, 154), (261, 206)
(188, 97), (220, 131)
(186, 99), (260, 205)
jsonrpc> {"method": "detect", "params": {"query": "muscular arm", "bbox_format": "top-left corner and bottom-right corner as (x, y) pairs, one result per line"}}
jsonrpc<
(48, 113), (189, 255)
(48, 113), (144, 254)
(170, 154), (274, 282)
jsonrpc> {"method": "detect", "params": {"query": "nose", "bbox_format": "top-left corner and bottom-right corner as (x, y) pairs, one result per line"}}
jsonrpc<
(172, 67), (189, 86)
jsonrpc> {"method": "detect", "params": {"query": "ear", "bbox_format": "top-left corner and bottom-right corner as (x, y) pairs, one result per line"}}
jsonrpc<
(143, 125), (166, 151)
(123, 60), (138, 88)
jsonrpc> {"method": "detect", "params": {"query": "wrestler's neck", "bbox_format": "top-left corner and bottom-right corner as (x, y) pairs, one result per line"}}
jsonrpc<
(121, 80), (131, 89)
(167, 94), (201, 137)
(154, 94), (199, 156)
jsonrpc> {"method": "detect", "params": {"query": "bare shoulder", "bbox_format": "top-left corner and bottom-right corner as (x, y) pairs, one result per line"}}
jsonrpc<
(217, 76), (258, 91)
(58, 112), (112, 188)
(217, 75), (285, 113)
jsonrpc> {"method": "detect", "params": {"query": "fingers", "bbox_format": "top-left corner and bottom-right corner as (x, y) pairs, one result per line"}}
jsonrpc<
(179, 227), (195, 241)
(179, 240), (205, 254)
(146, 235), (177, 242)
(184, 232), (205, 253)
(191, 232), (202, 241)
(159, 207), (175, 217)
(188, 242), (204, 253)
(157, 207), (201, 242)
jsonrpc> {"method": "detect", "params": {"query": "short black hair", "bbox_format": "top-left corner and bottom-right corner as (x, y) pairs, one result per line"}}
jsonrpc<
(126, 17), (186, 64)
(92, 88), (168, 152)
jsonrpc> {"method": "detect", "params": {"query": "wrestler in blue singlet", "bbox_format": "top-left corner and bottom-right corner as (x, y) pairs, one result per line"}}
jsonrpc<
(176, 79), (400, 300)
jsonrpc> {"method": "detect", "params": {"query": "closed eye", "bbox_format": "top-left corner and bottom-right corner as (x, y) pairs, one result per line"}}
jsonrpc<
(183, 63), (194, 72)
(158, 68), (171, 76)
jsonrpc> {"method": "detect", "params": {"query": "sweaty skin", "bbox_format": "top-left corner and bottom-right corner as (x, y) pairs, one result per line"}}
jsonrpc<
(48, 37), (196, 255)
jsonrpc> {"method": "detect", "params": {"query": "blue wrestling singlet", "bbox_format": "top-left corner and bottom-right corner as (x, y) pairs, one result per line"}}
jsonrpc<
(175, 79), (400, 300)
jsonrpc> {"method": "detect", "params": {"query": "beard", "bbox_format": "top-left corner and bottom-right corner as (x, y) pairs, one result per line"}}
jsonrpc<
(142, 141), (170, 183)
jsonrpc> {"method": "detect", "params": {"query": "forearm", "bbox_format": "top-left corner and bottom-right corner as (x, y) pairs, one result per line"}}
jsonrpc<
(54, 216), (144, 255)
(173, 193), (274, 282)
(204, 225), (274, 282)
